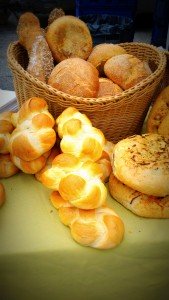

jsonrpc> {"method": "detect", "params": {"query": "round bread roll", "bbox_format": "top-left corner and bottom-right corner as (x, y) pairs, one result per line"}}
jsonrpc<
(147, 85), (169, 136)
(112, 133), (169, 197)
(46, 15), (93, 62)
(109, 172), (169, 218)
(0, 182), (5, 207)
(87, 43), (126, 76)
(0, 154), (19, 178)
(48, 58), (99, 97)
(97, 78), (123, 98)
(104, 54), (152, 90)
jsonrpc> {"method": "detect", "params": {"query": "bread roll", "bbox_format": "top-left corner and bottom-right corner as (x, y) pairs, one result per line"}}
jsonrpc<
(46, 15), (93, 62)
(112, 133), (169, 197)
(11, 151), (51, 174)
(0, 182), (5, 207)
(10, 97), (56, 161)
(50, 191), (125, 250)
(109, 172), (169, 218)
(147, 85), (169, 136)
(96, 140), (115, 182)
(97, 78), (123, 98)
(40, 153), (107, 209)
(0, 154), (19, 178)
(17, 12), (54, 82)
(104, 54), (152, 90)
(56, 107), (105, 162)
(0, 111), (15, 154)
(48, 58), (99, 97)
(87, 43), (126, 76)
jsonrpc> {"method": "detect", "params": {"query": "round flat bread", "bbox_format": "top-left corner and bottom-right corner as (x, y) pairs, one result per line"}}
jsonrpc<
(147, 85), (169, 136)
(109, 172), (169, 218)
(112, 133), (169, 197)
(46, 15), (93, 62)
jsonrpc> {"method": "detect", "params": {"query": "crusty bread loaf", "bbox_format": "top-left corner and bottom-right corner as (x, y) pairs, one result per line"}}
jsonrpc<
(50, 191), (124, 249)
(10, 97), (56, 161)
(87, 43), (126, 76)
(48, 8), (65, 25)
(147, 85), (169, 136)
(97, 78), (123, 98)
(48, 58), (99, 98)
(112, 133), (169, 197)
(0, 154), (19, 178)
(17, 12), (54, 82)
(46, 15), (93, 62)
(0, 182), (5, 207)
(56, 107), (105, 161)
(104, 54), (152, 90)
(40, 153), (107, 209)
(109, 172), (169, 218)
(0, 111), (15, 154)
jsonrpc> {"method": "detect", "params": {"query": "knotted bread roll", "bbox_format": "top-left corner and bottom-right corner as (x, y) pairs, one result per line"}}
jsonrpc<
(40, 153), (107, 209)
(0, 111), (15, 154)
(56, 107), (105, 162)
(0, 154), (19, 178)
(50, 191), (124, 250)
(10, 97), (56, 162)
(96, 140), (115, 182)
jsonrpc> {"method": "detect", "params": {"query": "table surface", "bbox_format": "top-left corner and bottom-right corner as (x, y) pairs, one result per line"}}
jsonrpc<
(0, 173), (169, 300)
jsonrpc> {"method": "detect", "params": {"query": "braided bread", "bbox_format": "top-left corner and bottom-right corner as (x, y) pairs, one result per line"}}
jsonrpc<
(0, 182), (5, 207)
(17, 12), (54, 82)
(96, 140), (115, 182)
(0, 111), (15, 154)
(56, 107), (105, 162)
(50, 191), (124, 249)
(10, 97), (56, 162)
(11, 151), (51, 174)
(0, 154), (19, 178)
(40, 153), (107, 209)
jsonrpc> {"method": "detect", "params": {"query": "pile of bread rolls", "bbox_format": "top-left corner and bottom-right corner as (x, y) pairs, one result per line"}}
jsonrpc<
(0, 98), (124, 250)
(16, 9), (152, 98)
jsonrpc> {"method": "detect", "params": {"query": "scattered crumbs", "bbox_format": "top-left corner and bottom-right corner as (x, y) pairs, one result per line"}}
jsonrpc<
(139, 230), (141, 232)
(50, 210), (53, 213)
(128, 230), (133, 234)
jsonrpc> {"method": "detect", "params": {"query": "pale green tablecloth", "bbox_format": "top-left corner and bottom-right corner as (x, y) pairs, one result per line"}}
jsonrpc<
(0, 173), (169, 300)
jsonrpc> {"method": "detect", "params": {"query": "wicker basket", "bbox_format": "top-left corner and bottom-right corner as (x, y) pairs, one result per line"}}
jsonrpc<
(7, 41), (166, 143)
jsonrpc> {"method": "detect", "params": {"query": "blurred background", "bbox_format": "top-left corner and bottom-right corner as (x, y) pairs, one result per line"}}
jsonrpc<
(0, 0), (169, 91)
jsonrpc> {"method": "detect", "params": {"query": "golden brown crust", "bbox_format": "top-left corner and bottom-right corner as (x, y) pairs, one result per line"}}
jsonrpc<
(0, 154), (19, 178)
(0, 111), (15, 154)
(104, 54), (152, 90)
(48, 57), (99, 98)
(112, 133), (169, 197)
(56, 107), (105, 161)
(147, 86), (169, 136)
(9, 97), (56, 161)
(87, 43), (126, 76)
(40, 153), (107, 209)
(109, 172), (169, 218)
(17, 12), (54, 82)
(97, 78), (123, 97)
(46, 15), (93, 62)
(50, 190), (124, 249)
(0, 182), (6, 207)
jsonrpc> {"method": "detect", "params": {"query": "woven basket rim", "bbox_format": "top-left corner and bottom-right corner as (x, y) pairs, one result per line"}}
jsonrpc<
(7, 41), (166, 105)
